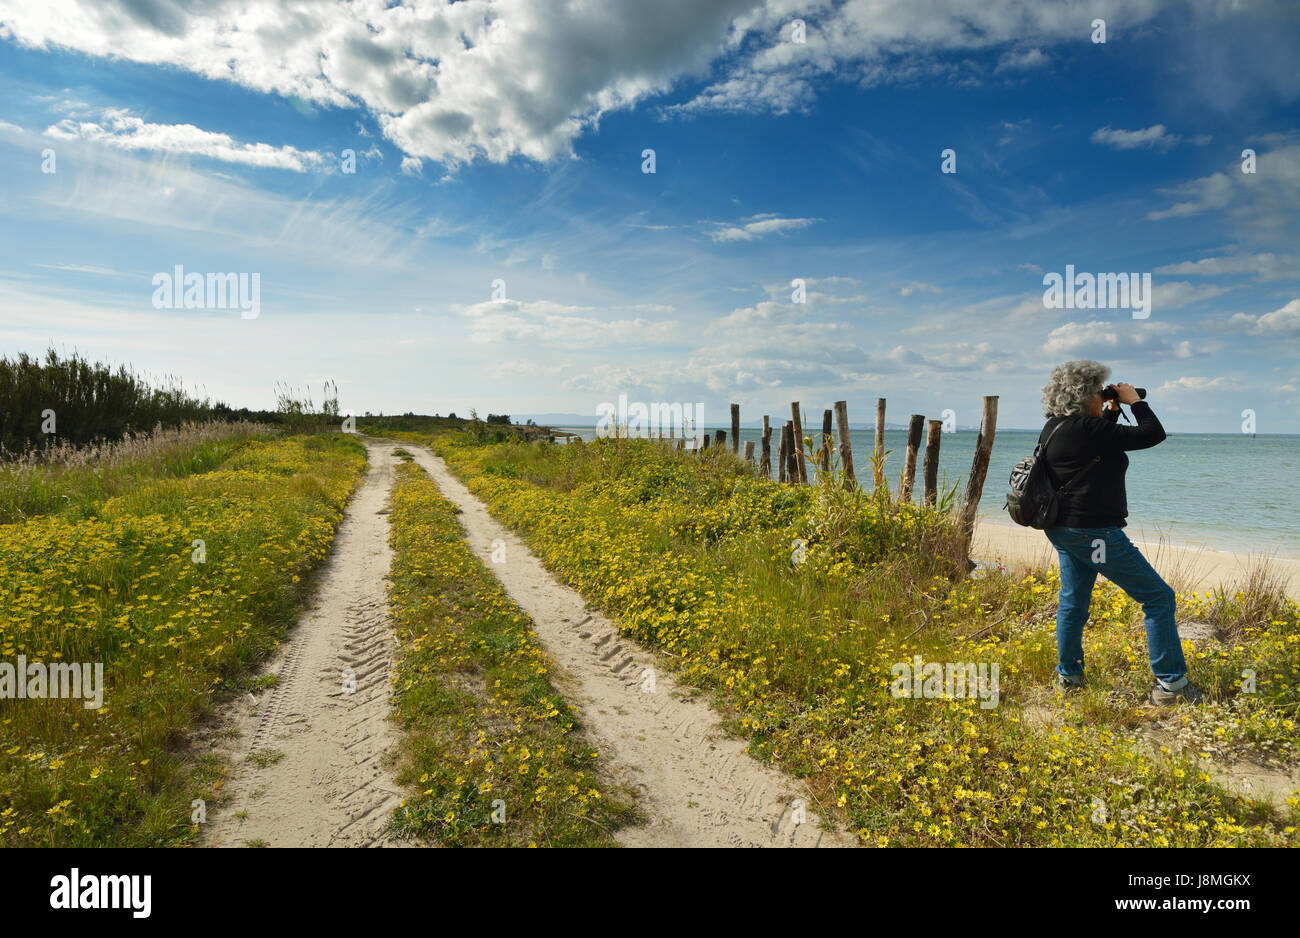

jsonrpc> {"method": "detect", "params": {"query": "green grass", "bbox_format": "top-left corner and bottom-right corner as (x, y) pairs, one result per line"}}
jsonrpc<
(385, 458), (639, 846)
(0, 421), (275, 524)
(410, 429), (1299, 847)
(0, 432), (367, 846)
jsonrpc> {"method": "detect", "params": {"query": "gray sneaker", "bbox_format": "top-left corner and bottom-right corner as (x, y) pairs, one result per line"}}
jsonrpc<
(1056, 674), (1085, 693)
(1151, 682), (1205, 706)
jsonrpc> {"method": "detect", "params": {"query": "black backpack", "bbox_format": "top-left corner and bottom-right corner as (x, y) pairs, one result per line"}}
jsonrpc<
(1004, 418), (1100, 529)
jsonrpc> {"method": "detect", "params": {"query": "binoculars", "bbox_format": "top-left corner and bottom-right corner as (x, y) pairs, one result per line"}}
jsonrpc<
(1101, 385), (1146, 402)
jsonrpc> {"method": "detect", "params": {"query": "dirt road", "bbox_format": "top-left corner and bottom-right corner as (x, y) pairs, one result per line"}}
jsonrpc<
(402, 443), (849, 847)
(202, 438), (850, 848)
(202, 442), (404, 847)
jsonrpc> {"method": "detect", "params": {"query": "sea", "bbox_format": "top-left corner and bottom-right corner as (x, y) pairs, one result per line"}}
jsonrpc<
(554, 426), (1299, 556)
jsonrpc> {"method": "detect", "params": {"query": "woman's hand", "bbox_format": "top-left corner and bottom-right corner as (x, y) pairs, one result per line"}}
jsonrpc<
(1113, 382), (1142, 405)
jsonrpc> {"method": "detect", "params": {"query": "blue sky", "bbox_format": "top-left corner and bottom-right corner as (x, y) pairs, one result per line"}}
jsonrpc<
(0, 0), (1296, 432)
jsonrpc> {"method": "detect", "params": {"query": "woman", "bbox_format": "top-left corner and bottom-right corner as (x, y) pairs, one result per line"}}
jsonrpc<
(1038, 360), (1203, 706)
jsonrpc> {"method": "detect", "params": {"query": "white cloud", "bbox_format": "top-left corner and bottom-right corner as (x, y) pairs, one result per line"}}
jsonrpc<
(9, 133), (437, 269)
(899, 281), (942, 297)
(1090, 124), (1181, 151)
(457, 298), (682, 347)
(44, 107), (326, 171)
(1155, 376), (1240, 394)
(1, 0), (759, 169)
(673, 0), (1167, 114)
(1151, 280), (1230, 310)
(1155, 252), (1294, 280)
(1041, 320), (1183, 359)
(706, 215), (817, 242)
(2, 0), (1285, 176)
(1148, 172), (1236, 219)
(995, 48), (1047, 72)
(487, 359), (566, 378)
(33, 263), (122, 277)
(1226, 298), (1300, 336)
(1149, 144), (1300, 228)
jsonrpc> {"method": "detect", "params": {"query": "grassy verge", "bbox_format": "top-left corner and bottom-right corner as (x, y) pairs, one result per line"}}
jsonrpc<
(410, 430), (1298, 847)
(0, 420), (272, 524)
(0, 433), (367, 846)
(385, 455), (639, 846)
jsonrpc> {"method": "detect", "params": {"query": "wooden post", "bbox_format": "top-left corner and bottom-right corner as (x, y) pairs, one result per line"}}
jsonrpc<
(676, 438), (685, 454)
(714, 429), (726, 448)
(783, 421), (798, 483)
(923, 419), (942, 507)
(744, 440), (755, 466)
(961, 396), (999, 553)
(730, 403), (740, 454)
(761, 416), (772, 477)
(790, 402), (807, 483)
(834, 400), (856, 489)
(873, 397), (887, 491)
(777, 422), (788, 482)
(900, 414), (925, 503)
(702, 432), (710, 451)
(820, 409), (833, 473)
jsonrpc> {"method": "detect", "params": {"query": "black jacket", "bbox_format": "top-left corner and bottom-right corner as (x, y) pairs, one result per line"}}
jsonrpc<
(1038, 400), (1165, 528)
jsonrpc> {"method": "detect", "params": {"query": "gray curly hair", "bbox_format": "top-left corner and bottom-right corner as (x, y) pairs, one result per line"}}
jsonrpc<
(1042, 360), (1110, 417)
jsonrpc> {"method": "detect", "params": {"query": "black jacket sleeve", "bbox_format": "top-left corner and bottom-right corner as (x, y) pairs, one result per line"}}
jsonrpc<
(1089, 400), (1165, 452)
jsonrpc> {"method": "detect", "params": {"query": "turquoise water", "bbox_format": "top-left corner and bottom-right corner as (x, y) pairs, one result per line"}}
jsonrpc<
(556, 427), (1299, 555)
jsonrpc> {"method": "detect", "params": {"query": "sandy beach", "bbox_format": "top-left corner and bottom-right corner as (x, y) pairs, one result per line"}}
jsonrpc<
(971, 516), (1300, 599)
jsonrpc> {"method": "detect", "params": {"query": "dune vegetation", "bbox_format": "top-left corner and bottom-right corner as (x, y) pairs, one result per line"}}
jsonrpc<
(385, 453), (639, 846)
(380, 427), (1299, 847)
(0, 432), (366, 846)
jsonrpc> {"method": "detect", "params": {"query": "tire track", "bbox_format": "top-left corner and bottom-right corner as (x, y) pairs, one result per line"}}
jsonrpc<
(404, 443), (852, 848)
(202, 442), (405, 848)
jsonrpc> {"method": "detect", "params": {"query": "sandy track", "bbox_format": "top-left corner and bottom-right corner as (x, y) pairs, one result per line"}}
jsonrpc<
(405, 443), (851, 848)
(202, 442), (405, 848)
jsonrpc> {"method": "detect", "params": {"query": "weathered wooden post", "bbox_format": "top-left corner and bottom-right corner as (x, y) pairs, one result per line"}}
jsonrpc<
(874, 397), (887, 491)
(761, 416), (772, 477)
(783, 421), (798, 483)
(834, 400), (856, 489)
(923, 419), (942, 507)
(777, 422), (789, 482)
(702, 432), (710, 451)
(714, 429), (726, 448)
(820, 409), (833, 473)
(731, 403), (740, 454)
(676, 438), (685, 453)
(744, 440), (755, 466)
(960, 396), (999, 554)
(790, 402), (807, 483)
(900, 414), (925, 503)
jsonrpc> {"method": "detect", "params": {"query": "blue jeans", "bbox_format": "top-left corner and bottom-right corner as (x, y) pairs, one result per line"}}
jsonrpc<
(1044, 526), (1188, 689)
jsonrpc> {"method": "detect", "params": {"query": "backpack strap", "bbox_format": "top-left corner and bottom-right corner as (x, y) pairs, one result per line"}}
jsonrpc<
(1038, 418), (1068, 454)
(1040, 416), (1100, 494)
(1058, 455), (1101, 494)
